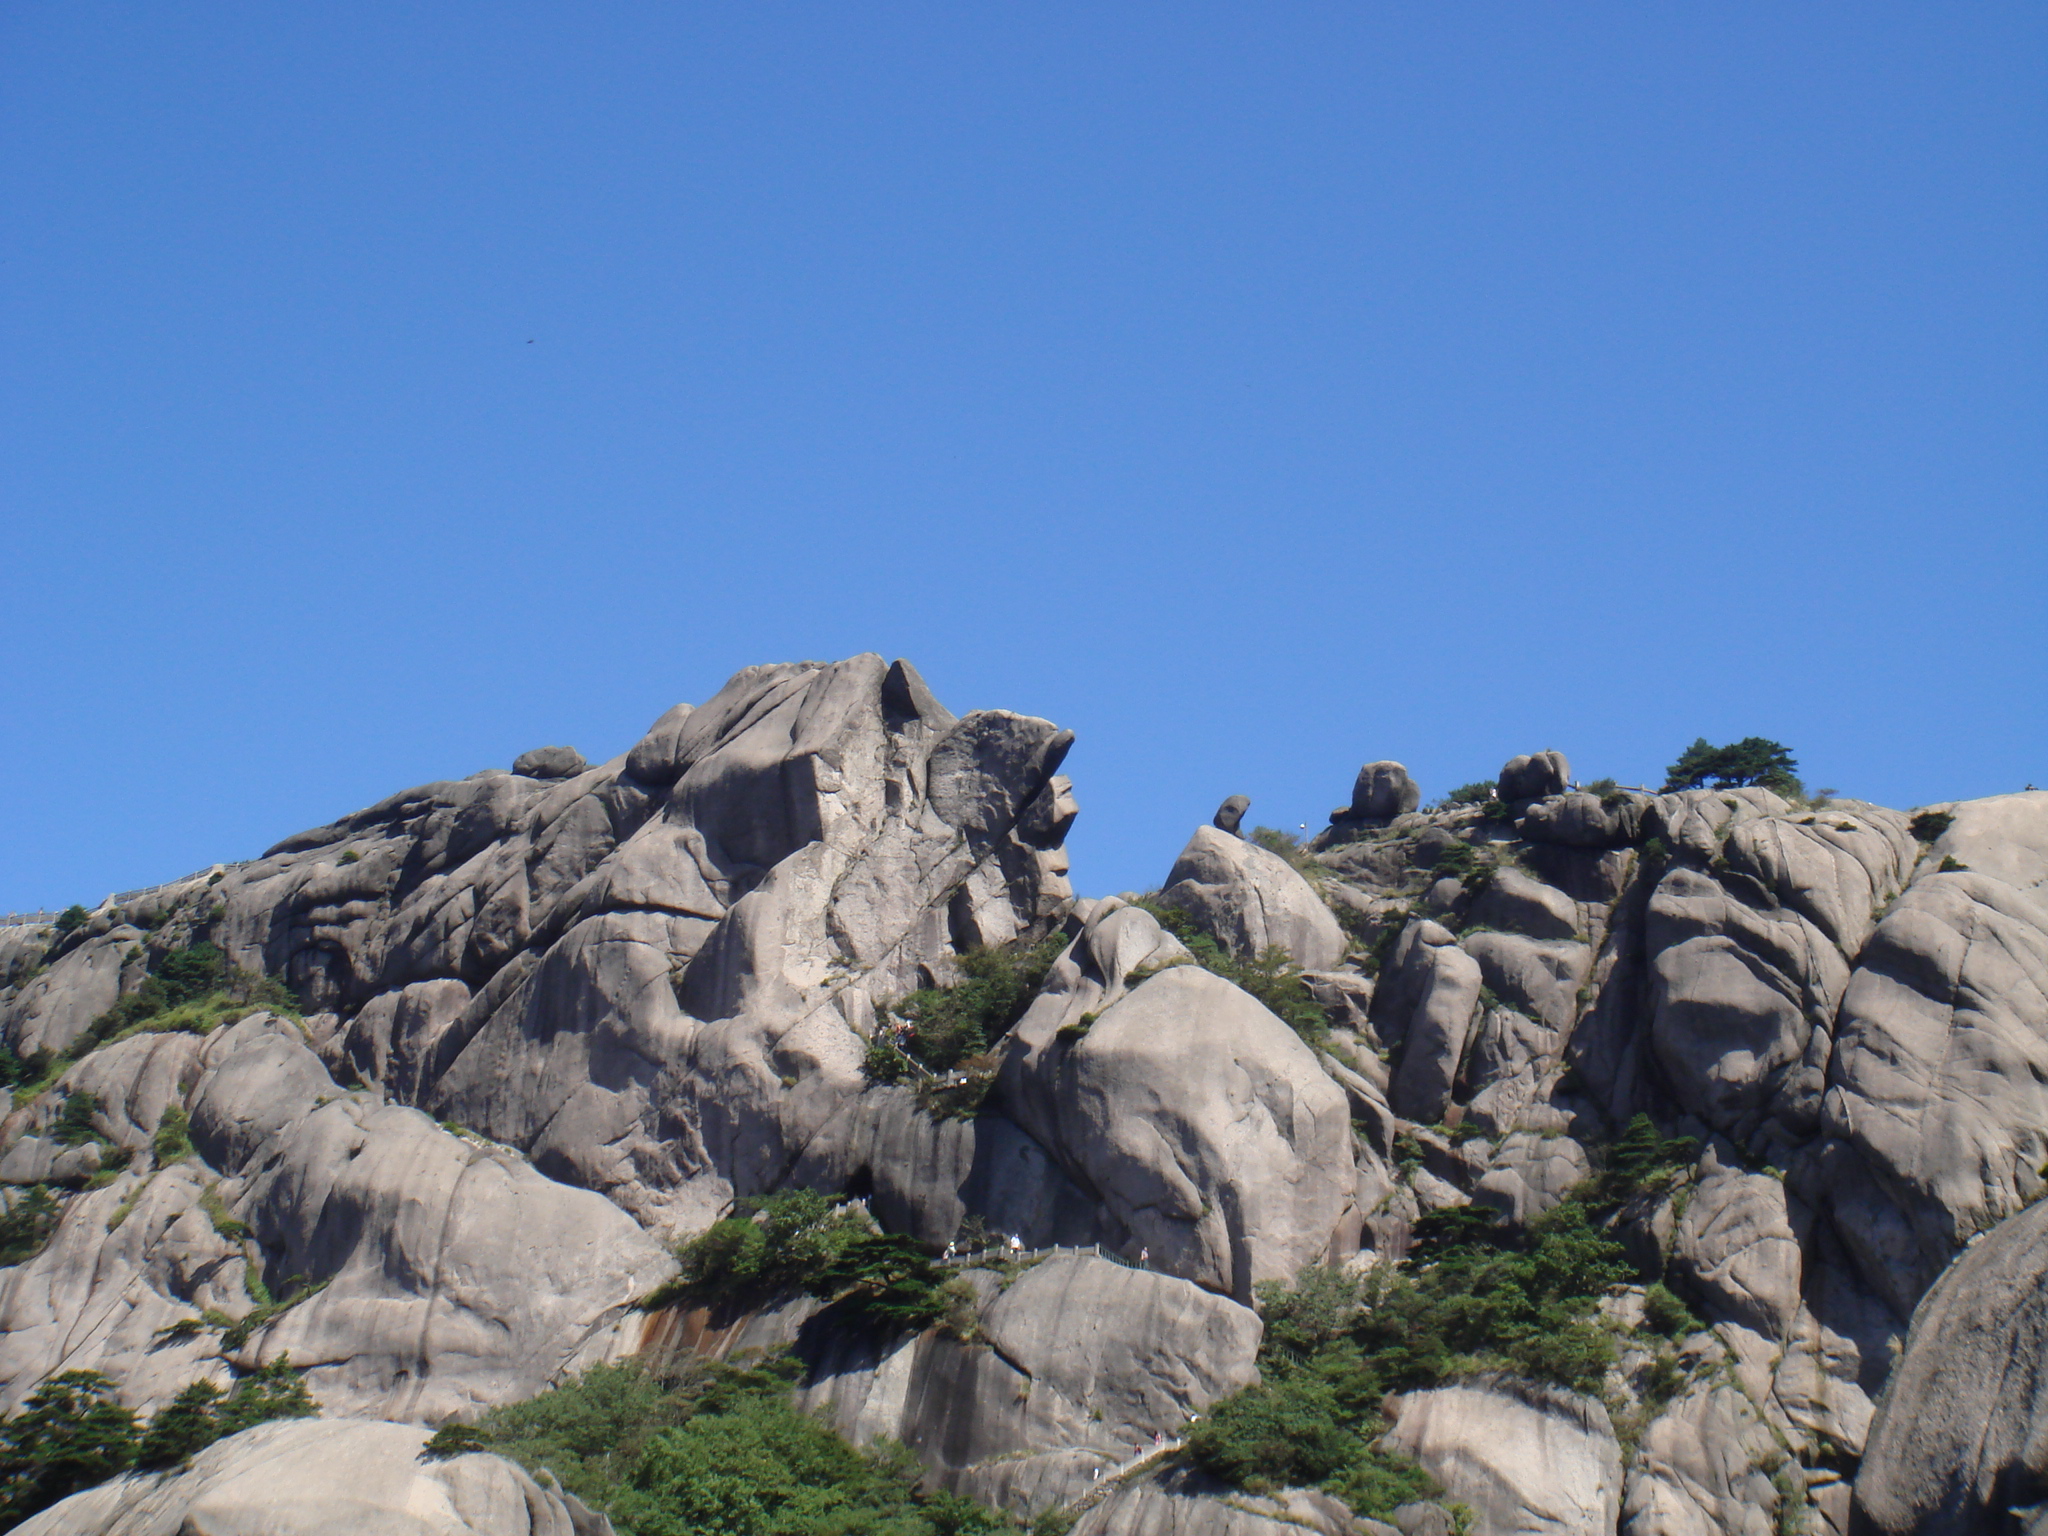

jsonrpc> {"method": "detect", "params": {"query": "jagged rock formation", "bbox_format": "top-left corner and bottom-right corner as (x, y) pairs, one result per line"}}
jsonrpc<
(2, 663), (2044, 1536)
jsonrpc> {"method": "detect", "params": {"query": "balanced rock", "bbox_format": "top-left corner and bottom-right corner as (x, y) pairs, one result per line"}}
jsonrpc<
(511, 744), (587, 779)
(1343, 761), (1421, 823)
(1497, 751), (1568, 804)
(1213, 794), (1251, 835)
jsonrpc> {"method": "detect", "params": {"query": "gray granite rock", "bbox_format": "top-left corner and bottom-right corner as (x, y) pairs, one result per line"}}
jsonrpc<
(1158, 825), (1345, 971)
(1498, 752), (1569, 805)
(13, 1416), (610, 1535)
(1381, 1377), (1623, 1536)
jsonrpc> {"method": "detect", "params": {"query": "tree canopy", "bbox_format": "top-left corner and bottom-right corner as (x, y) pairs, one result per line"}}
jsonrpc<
(1661, 737), (1801, 796)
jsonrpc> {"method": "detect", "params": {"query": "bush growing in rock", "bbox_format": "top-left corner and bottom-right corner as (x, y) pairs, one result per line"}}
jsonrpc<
(1909, 809), (1954, 842)
(1194, 1179), (1642, 1521)
(0, 1357), (322, 1523)
(1133, 900), (1329, 1045)
(441, 1357), (1016, 1536)
(152, 1104), (194, 1163)
(653, 1189), (958, 1335)
(0, 1184), (60, 1266)
(865, 935), (1065, 1095)
(0, 1370), (138, 1525)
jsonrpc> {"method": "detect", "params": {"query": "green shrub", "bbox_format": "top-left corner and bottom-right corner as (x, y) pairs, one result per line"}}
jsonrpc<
(1939, 855), (1970, 874)
(54, 906), (91, 936)
(866, 935), (1064, 1088)
(0, 1185), (61, 1266)
(1250, 826), (1315, 870)
(133, 1380), (224, 1469)
(1443, 782), (1495, 807)
(153, 1106), (194, 1164)
(132, 1358), (315, 1471)
(1428, 840), (1495, 889)
(1187, 1376), (1359, 1493)
(78, 948), (301, 1060)
(1642, 1282), (1701, 1339)
(1909, 810), (1953, 843)
(421, 1422), (491, 1459)
(51, 1091), (104, 1147)
(1201, 1187), (1637, 1521)
(1132, 901), (1329, 1046)
(0, 1370), (139, 1527)
(452, 1357), (1015, 1536)
(1587, 1115), (1698, 1209)
(655, 1189), (867, 1309)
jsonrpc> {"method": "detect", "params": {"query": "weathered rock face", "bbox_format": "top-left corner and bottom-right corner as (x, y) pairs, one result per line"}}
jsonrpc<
(0, 1014), (674, 1421)
(1498, 751), (1568, 805)
(1001, 913), (1357, 1299)
(0, 926), (145, 1060)
(8, 679), (2048, 1536)
(1158, 824), (1346, 971)
(20, 657), (1077, 1239)
(1817, 793), (2048, 1312)
(1623, 1376), (1785, 1536)
(1074, 1471), (1361, 1536)
(1854, 1196), (2048, 1535)
(1381, 1379), (1623, 1536)
(1373, 919), (1483, 1123)
(14, 1417), (611, 1535)
(795, 1253), (1259, 1516)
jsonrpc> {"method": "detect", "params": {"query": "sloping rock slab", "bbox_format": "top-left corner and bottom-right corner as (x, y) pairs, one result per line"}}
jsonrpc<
(13, 1416), (609, 1535)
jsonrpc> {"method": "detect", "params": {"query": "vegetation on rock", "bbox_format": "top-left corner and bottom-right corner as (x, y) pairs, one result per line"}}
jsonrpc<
(646, 1189), (965, 1338)
(435, 1356), (1016, 1536)
(0, 1359), (314, 1526)
(1661, 737), (1802, 797)
(1191, 1116), (1702, 1521)
(863, 935), (1065, 1117)
(1132, 900), (1329, 1046)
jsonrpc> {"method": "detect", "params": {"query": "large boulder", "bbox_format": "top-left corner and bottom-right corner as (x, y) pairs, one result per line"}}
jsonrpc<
(1380, 1378), (1623, 1536)
(1854, 1196), (2048, 1535)
(796, 1253), (1259, 1516)
(1669, 1149), (1804, 1341)
(512, 745), (587, 779)
(0, 927), (146, 1059)
(1344, 762), (1422, 823)
(1518, 793), (1640, 850)
(1372, 920), (1483, 1123)
(1498, 751), (1569, 805)
(1001, 908), (1356, 1299)
(13, 1416), (610, 1535)
(1157, 825), (1345, 971)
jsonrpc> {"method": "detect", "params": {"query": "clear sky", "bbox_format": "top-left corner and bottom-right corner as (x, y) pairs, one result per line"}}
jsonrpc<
(2, 4), (2042, 911)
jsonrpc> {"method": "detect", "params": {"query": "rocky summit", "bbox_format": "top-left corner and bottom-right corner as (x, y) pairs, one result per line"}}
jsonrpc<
(0, 654), (2043, 1536)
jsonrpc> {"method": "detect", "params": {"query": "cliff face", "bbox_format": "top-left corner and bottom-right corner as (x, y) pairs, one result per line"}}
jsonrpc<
(1, 655), (2043, 1536)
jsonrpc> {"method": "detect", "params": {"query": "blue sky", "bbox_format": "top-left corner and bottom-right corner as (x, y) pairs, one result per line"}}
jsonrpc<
(2, 4), (2042, 911)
